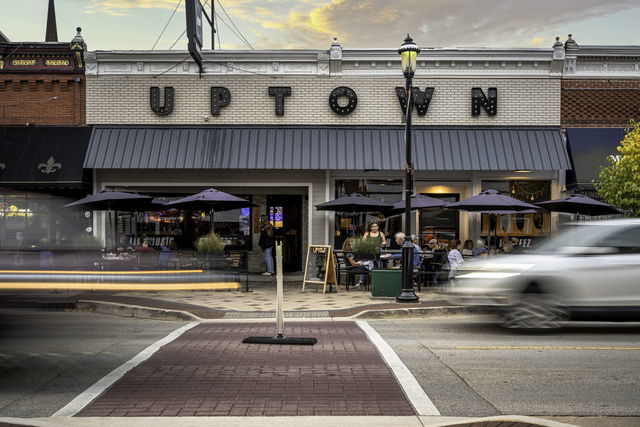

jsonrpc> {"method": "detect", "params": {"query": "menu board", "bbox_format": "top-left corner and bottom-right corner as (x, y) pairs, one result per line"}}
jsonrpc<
(302, 245), (337, 293)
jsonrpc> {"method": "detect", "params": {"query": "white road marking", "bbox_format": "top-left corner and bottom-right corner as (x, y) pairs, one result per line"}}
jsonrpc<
(53, 322), (199, 417)
(356, 320), (440, 416)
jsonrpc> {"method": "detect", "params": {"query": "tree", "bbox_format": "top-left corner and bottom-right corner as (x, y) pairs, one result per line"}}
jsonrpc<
(595, 121), (640, 217)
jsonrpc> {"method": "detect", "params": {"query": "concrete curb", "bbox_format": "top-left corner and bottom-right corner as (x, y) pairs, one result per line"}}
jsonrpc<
(0, 415), (579, 426)
(352, 305), (479, 319)
(72, 300), (479, 322)
(75, 300), (202, 322)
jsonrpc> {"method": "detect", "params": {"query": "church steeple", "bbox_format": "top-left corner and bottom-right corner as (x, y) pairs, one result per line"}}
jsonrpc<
(45, 0), (58, 42)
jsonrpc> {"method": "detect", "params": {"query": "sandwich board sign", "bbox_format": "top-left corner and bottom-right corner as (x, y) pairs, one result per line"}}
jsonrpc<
(302, 245), (337, 293)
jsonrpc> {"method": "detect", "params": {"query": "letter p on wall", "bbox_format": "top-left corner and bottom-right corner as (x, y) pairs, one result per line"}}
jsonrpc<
(211, 87), (231, 115)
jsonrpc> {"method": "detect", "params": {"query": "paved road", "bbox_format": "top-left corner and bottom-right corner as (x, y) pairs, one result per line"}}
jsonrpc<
(370, 315), (640, 418)
(0, 308), (185, 417)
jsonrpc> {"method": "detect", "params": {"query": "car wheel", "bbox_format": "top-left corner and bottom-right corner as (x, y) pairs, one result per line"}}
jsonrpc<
(500, 293), (569, 330)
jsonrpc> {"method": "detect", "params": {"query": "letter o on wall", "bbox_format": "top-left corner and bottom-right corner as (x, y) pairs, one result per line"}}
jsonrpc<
(329, 86), (358, 115)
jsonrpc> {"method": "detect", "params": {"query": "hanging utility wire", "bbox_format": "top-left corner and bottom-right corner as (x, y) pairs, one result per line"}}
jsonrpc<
(152, 0), (182, 50)
(216, 0), (253, 49)
(215, 12), (252, 49)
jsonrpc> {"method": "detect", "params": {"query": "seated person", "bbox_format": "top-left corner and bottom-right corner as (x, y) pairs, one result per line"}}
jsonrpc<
(158, 241), (178, 266)
(472, 239), (489, 257)
(389, 232), (422, 268)
(342, 238), (371, 289)
(115, 234), (133, 252)
(135, 240), (155, 252)
(461, 240), (474, 257)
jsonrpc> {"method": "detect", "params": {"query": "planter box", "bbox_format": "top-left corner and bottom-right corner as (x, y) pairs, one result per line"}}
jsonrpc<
(371, 269), (403, 297)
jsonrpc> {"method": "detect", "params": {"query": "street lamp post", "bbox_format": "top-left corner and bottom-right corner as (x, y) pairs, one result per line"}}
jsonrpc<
(397, 34), (420, 303)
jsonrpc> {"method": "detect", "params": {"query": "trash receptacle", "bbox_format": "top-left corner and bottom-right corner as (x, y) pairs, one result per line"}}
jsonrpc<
(371, 269), (403, 297)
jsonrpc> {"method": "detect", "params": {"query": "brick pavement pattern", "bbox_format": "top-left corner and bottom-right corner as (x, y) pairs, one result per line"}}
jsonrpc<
(78, 322), (415, 417)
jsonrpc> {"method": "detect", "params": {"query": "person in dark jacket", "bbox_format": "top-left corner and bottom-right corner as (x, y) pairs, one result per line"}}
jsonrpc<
(258, 216), (275, 275)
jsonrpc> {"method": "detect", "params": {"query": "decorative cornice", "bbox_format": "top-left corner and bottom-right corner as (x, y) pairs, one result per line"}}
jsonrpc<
(84, 43), (640, 79)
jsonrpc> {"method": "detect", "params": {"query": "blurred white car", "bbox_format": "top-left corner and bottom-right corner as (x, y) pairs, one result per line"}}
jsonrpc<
(446, 219), (640, 329)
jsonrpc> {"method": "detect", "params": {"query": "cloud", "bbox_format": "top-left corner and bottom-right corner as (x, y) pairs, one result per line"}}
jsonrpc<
(242, 0), (640, 49)
(85, 0), (180, 16)
(530, 37), (546, 46)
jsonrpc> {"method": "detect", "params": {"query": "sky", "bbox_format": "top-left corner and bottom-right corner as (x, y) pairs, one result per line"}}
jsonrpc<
(2, 0), (640, 51)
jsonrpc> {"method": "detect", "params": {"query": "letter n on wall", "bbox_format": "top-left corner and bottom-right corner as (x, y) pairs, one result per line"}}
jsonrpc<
(471, 87), (497, 116)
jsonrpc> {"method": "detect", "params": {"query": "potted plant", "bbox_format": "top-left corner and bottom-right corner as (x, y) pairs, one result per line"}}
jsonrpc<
(195, 232), (227, 269)
(353, 235), (380, 261)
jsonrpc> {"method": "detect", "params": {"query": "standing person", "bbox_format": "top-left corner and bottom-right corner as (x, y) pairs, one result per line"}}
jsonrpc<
(362, 222), (386, 267)
(362, 222), (386, 247)
(258, 216), (275, 276)
(447, 239), (464, 281)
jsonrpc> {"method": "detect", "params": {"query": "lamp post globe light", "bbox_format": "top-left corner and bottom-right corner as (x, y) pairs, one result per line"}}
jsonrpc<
(397, 35), (420, 303)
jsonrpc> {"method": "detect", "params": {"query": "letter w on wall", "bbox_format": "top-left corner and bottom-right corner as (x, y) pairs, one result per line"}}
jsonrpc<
(150, 87), (174, 116)
(395, 87), (434, 116)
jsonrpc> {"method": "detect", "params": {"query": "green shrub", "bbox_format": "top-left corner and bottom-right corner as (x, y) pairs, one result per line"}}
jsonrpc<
(353, 235), (381, 256)
(195, 232), (226, 253)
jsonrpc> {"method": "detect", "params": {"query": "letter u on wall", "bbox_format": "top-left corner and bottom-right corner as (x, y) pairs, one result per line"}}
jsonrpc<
(150, 86), (174, 116)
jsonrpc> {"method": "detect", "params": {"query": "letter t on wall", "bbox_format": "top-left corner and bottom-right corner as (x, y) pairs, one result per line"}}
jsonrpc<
(268, 86), (292, 116)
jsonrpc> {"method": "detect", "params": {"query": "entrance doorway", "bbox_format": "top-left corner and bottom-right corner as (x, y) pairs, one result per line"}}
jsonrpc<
(266, 195), (302, 271)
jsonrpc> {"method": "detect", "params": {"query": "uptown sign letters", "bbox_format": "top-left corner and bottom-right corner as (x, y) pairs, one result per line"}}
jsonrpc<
(149, 85), (498, 117)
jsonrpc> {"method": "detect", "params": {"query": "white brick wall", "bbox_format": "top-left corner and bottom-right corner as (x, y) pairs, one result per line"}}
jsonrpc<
(86, 76), (561, 126)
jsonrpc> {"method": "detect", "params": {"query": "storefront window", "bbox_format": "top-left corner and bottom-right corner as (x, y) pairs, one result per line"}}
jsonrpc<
(334, 179), (402, 249)
(114, 194), (253, 251)
(0, 191), (90, 251)
(419, 193), (459, 246)
(480, 180), (551, 249)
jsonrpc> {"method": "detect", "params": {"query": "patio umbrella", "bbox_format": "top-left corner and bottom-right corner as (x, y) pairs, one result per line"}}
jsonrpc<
(446, 189), (540, 212)
(536, 194), (621, 217)
(316, 193), (393, 236)
(446, 190), (541, 248)
(315, 193), (393, 213)
(165, 188), (257, 231)
(386, 194), (451, 216)
(65, 190), (155, 247)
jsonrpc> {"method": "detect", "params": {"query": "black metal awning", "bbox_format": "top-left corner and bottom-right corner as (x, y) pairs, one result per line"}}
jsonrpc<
(0, 126), (92, 190)
(85, 126), (571, 171)
(565, 128), (627, 189)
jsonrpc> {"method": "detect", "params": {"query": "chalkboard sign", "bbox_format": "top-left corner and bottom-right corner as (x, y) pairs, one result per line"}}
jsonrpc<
(302, 245), (337, 293)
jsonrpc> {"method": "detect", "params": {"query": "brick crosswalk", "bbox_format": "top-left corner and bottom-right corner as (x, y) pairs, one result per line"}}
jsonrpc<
(78, 322), (415, 417)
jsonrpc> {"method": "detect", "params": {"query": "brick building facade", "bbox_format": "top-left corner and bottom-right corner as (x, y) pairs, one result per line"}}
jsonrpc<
(0, 31), (86, 125)
(82, 39), (572, 269)
(560, 36), (640, 193)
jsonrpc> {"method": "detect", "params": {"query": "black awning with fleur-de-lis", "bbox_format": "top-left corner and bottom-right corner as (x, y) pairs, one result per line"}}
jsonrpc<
(0, 126), (91, 189)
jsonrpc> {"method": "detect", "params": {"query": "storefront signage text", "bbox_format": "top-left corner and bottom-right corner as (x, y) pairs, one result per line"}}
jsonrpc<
(149, 85), (498, 117)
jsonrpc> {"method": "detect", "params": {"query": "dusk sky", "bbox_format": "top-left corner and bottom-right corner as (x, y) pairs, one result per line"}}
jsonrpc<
(2, 0), (640, 51)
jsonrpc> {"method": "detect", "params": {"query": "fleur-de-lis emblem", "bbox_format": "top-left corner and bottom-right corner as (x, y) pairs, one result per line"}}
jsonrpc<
(0, 162), (5, 170)
(38, 157), (62, 174)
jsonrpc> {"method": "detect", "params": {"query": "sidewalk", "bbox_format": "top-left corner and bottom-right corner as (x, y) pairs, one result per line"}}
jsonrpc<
(0, 274), (460, 320)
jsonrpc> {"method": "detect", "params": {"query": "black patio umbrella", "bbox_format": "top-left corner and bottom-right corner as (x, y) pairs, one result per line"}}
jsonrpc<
(65, 190), (155, 247)
(165, 188), (257, 230)
(316, 193), (393, 236)
(536, 194), (621, 217)
(386, 194), (451, 216)
(65, 189), (154, 211)
(446, 189), (540, 212)
(446, 190), (541, 247)
(315, 193), (393, 213)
